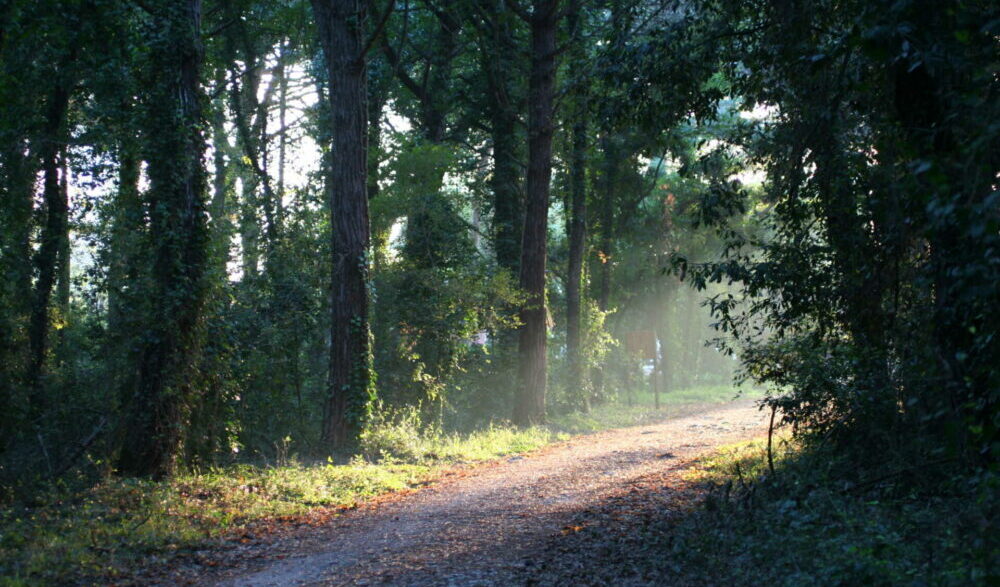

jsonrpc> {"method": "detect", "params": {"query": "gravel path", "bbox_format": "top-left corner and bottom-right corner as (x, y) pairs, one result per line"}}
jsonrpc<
(213, 401), (767, 587)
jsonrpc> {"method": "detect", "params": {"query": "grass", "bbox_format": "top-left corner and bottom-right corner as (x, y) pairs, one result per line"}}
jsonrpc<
(550, 384), (763, 434)
(0, 384), (749, 585)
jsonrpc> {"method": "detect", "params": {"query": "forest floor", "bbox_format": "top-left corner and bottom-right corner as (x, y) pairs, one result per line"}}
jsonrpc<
(162, 401), (769, 586)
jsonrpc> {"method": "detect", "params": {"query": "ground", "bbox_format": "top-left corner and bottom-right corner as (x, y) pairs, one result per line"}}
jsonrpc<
(173, 401), (768, 586)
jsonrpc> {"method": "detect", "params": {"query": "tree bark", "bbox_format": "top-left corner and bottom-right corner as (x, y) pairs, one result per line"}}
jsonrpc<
(311, 0), (375, 449)
(596, 134), (617, 314)
(514, 0), (559, 426)
(117, 0), (209, 479)
(482, 1), (523, 273)
(57, 151), (71, 318)
(565, 2), (588, 412)
(107, 139), (142, 335)
(26, 83), (72, 406)
(591, 133), (618, 400)
(680, 286), (697, 388)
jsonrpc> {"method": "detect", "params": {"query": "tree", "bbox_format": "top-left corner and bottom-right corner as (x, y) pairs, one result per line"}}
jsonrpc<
(117, 0), (210, 479)
(25, 82), (72, 406)
(310, 0), (378, 448)
(564, 0), (590, 410)
(514, 0), (560, 426)
(473, 0), (525, 273)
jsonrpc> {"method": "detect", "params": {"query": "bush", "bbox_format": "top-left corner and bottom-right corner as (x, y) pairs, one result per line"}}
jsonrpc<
(359, 404), (430, 463)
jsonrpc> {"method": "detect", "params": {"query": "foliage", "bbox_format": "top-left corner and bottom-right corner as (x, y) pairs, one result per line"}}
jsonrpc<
(663, 440), (1000, 586)
(680, 0), (1000, 469)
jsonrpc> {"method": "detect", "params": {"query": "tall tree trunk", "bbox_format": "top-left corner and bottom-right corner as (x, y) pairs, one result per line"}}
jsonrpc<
(565, 2), (588, 411)
(596, 135), (617, 313)
(591, 133), (617, 399)
(57, 151), (71, 318)
(275, 38), (289, 232)
(207, 81), (234, 286)
(0, 144), (33, 385)
(107, 139), (142, 335)
(117, 0), (209, 479)
(514, 0), (559, 426)
(210, 95), (230, 239)
(311, 0), (375, 449)
(680, 286), (697, 388)
(491, 104), (523, 272)
(239, 176), (261, 280)
(0, 45), (36, 421)
(26, 84), (72, 406)
(482, 2), (522, 273)
(367, 57), (389, 266)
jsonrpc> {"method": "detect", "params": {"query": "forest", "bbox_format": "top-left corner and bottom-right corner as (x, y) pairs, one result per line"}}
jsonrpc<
(1, 0), (998, 584)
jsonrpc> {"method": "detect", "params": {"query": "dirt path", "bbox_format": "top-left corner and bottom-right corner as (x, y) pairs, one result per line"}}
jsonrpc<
(211, 401), (767, 587)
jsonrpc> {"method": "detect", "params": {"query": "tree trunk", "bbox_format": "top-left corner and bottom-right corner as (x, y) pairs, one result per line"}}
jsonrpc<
(107, 139), (142, 335)
(311, 0), (375, 449)
(565, 2), (588, 411)
(491, 97), (523, 273)
(596, 135), (617, 313)
(276, 38), (289, 230)
(57, 151), (71, 318)
(117, 0), (209, 479)
(591, 133), (618, 399)
(482, 2), (523, 273)
(210, 94), (230, 238)
(680, 286), (698, 388)
(514, 0), (559, 426)
(367, 58), (391, 268)
(26, 84), (72, 405)
(239, 176), (261, 280)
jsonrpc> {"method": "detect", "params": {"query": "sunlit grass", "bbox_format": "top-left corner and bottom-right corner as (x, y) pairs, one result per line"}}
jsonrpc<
(551, 384), (763, 434)
(681, 434), (791, 485)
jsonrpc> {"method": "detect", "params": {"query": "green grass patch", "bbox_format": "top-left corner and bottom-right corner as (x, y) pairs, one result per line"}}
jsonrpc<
(551, 384), (763, 434)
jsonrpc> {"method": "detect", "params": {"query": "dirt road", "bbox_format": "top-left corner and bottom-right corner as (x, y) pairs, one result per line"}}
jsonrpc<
(212, 401), (767, 586)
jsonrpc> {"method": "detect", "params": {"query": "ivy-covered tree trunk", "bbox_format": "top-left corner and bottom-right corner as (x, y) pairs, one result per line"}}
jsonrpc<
(0, 143), (33, 431)
(311, 0), (375, 449)
(565, 2), (589, 411)
(483, 2), (523, 274)
(117, 0), (209, 479)
(596, 135), (617, 314)
(57, 150), (71, 320)
(26, 84), (72, 406)
(514, 0), (559, 426)
(0, 13), (36, 427)
(106, 138), (142, 336)
(591, 133), (618, 400)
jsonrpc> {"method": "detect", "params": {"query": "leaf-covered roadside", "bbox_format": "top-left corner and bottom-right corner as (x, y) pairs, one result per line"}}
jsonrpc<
(523, 439), (1000, 586)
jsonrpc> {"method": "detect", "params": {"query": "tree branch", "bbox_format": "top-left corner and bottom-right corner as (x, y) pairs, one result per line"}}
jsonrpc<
(361, 0), (396, 57)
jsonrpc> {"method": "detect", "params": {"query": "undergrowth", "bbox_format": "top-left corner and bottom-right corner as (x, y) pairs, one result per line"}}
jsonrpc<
(665, 438), (1000, 585)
